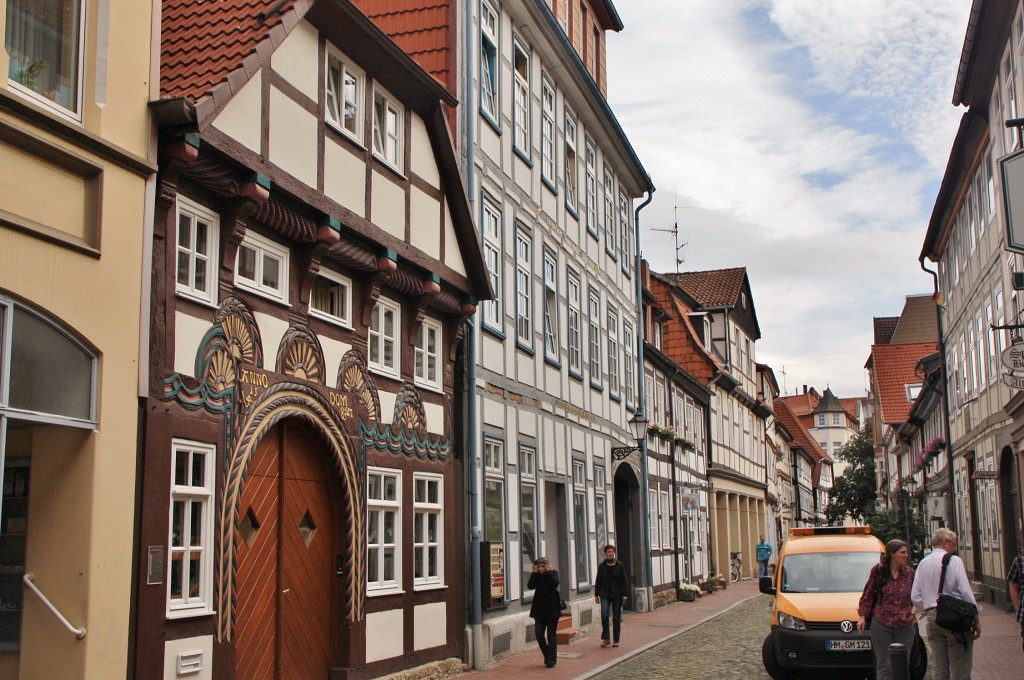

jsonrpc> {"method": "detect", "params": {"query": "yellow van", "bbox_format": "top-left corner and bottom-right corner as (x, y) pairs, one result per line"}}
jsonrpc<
(759, 526), (884, 679)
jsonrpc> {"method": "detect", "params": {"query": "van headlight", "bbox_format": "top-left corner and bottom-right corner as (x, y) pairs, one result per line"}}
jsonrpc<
(777, 613), (807, 631)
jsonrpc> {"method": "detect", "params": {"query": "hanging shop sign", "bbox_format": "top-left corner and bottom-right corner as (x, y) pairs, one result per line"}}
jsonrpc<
(1001, 343), (1024, 371)
(1001, 148), (1024, 253)
(1003, 373), (1024, 390)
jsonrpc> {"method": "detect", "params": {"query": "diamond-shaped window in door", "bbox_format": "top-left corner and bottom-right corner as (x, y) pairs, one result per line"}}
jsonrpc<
(240, 508), (260, 547)
(298, 510), (317, 546)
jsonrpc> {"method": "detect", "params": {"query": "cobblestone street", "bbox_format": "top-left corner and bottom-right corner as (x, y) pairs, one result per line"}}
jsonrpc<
(590, 596), (772, 680)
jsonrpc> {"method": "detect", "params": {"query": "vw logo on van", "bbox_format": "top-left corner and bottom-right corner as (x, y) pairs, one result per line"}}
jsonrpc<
(839, 620), (855, 633)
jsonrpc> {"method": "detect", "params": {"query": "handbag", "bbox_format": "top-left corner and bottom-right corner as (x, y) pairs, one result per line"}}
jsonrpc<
(909, 622), (928, 680)
(934, 553), (977, 634)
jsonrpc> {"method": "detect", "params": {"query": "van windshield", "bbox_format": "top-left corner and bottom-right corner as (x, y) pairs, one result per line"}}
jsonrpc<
(781, 552), (879, 593)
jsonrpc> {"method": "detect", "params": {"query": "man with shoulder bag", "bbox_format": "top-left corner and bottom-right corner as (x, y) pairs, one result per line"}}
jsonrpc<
(911, 529), (981, 680)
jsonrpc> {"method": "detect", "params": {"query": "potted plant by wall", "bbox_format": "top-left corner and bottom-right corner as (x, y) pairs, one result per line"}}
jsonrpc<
(678, 582), (702, 602)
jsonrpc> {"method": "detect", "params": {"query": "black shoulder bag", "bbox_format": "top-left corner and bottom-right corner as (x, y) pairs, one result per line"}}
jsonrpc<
(934, 553), (977, 637)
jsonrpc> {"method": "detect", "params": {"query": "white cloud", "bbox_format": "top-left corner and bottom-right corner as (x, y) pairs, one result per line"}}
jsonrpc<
(608, 0), (969, 396)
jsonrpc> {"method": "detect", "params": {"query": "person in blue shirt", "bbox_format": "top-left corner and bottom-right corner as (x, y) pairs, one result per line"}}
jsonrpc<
(756, 535), (773, 577)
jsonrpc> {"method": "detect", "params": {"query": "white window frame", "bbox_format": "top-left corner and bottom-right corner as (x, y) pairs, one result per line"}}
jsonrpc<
(309, 269), (353, 328)
(480, 0), (500, 125)
(541, 74), (556, 187)
(623, 321), (635, 407)
(5, 0), (86, 121)
(564, 108), (579, 213)
(235, 231), (289, 303)
(367, 467), (402, 594)
(603, 166), (616, 258)
(481, 193), (503, 329)
(619, 189), (631, 274)
(175, 197), (220, 306)
(572, 458), (589, 584)
(607, 306), (619, 395)
(373, 86), (404, 170)
(412, 472), (444, 589)
(519, 444), (538, 596)
(588, 287), (601, 385)
(414, 317), (442, 392)
(567, 269), (582, 375)
(515, 227), (532, 346)
(167, 439), (215, 617)
(512, 37), (531, 157)
(368, 297), (401, 378)
(542, 248), (559, 360)
(585, 140), (598, 236)
(325, 48), (364, 143)
(660, 489), (670, 548)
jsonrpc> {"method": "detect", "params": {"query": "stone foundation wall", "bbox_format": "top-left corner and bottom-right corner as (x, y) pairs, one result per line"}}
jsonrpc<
(377, 658), (466, 680)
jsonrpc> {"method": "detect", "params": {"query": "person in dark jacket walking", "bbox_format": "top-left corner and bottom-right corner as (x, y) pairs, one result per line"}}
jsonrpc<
(527, 556), (562, 668)
(594, 544), (629, 647)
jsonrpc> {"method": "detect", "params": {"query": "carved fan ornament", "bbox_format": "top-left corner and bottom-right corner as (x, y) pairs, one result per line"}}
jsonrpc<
(276, 326), (325, 385)
(206, 348), (236, 392)
(221, 314), (255, 363)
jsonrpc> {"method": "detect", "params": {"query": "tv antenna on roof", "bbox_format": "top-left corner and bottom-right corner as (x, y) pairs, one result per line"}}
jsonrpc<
(652, 198), (691, 273)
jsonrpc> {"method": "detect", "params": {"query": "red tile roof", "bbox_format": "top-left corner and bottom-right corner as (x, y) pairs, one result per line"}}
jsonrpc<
(871, 342), (938, 425)
(775, 400), (833, 488)
(666, 268), (747, 309)
(351, 0), (452, 89)
(162, 0), (301, 101)
(649, 276), (722, 384)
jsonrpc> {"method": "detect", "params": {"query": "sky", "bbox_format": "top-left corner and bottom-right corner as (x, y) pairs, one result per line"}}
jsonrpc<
(606, 0), (973, 398)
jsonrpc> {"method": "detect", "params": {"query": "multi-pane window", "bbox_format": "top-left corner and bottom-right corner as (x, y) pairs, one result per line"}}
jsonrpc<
(623, 321), (635, 407)
(326, 50), (363, 140)
(512, 39), (530, 156)
(607, 307), (619, 395)
(986, 298), (997, 380)
(373, 88), (403, 169)
(986, 151), (996, 220)
(369, 297), (400, 377)
(515, 228), (532, 345)
(367, 468), (401, 592)
(543, 249), (559, 360)
(520, 445), (538, 595)
(572, 459), (589, 584)
(483, 438), (505, 604)
(480, 0), (500, 123)
(6, 0), (84, 117)
(588, 287), (601, 383)
(176, 197), (219, 305)
(413, 473), (443, 587)
(660, 489), (670, 547)
(603, 166), (616, 257)
(832, 413), (840, 426)
(817, 414), (826, 427)
(541, 75), (556, 186)
(975, 312), (986, 390)
(567, 269), (582, 374)
(594, 464), (608, 550)
(1004, 51), (1019, 151)
(482, 195), (502, 328)
(310, 270), (352, 327)
(415, 318), (441, 391)
(585, 140), (598, 235)
(168, 440), (215, 615)
(236, 231), (289, 303)
(619, 190), (631, 273)
(565, 109), (579, 212)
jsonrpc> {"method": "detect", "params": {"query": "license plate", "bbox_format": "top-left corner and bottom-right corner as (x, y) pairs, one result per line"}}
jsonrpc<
(826, 639), (871, 651)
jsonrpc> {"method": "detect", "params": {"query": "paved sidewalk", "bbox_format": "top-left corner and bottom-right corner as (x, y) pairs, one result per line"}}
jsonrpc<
(463, 579), (1023, 679)
(464, 579), (764, 680)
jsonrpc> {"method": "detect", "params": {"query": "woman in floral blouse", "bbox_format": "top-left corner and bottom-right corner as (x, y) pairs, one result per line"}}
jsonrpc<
(857, 539), (916, 680)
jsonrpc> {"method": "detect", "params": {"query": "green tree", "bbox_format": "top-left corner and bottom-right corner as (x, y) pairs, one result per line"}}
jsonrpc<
(865, 505), (929, 560)
(824, 421), (876, 524)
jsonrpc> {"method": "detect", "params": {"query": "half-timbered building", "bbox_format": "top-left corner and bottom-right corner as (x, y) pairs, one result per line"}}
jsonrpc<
(133, 2), (491, 678)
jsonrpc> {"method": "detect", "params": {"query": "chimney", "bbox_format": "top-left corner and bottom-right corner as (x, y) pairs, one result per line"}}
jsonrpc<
(803, 384), (807, 395)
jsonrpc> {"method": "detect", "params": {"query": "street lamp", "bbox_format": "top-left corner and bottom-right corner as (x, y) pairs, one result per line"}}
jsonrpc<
(611, 412), (649, 460)
(900, 476), (918, 549)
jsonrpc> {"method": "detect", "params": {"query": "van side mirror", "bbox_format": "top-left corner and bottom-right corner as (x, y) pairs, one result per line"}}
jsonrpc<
(759, 575), (776, 595)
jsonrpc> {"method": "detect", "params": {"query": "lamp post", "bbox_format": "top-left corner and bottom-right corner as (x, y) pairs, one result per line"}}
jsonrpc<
(900, 476), (918, 549)
(611, 412), (649, 460)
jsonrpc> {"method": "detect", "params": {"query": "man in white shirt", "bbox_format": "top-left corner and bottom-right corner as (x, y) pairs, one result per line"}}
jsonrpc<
(910, 528), (981, 680)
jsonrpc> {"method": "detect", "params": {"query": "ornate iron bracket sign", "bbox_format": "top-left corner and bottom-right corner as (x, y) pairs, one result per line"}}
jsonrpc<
(611, 446), (637, 460)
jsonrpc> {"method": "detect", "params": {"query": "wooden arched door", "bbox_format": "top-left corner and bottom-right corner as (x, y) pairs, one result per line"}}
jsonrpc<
(234, 421), (340, 679)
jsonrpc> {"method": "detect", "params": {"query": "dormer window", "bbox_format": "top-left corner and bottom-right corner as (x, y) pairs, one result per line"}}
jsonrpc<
(906, 383), (922, 401)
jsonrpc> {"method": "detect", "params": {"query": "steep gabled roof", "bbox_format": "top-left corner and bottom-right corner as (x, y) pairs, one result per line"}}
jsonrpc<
(649, 271), (722, 385)
(872, 342), (939, 425)
(667, 268), (747, 309)
(159, 0), (455, 131)
(873, 316), (899, 344)
(812, 388), (844, 414)
(774, 399), (832, 487)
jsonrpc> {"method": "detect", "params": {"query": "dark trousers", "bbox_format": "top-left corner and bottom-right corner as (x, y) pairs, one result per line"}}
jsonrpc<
(535, 618), (558, 666)
(601, 597), (623, 643)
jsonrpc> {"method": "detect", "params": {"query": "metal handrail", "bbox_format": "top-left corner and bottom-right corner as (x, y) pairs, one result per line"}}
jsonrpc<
(22, 572), (86, 639)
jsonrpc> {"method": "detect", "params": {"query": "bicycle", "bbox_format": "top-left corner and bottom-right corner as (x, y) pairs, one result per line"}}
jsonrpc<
(730, 551), (742, 583)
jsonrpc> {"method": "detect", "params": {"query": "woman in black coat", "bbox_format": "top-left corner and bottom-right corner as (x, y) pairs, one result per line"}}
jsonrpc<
(527, 556), (562, 668)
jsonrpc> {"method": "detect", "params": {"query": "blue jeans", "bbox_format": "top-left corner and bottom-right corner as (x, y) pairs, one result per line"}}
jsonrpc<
(600, 597), (623, 643)
(758, 559), (769, 577)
